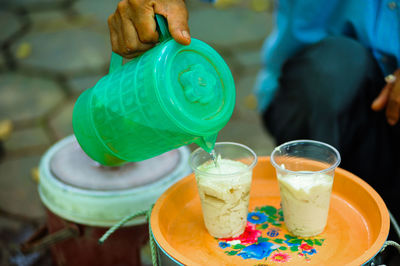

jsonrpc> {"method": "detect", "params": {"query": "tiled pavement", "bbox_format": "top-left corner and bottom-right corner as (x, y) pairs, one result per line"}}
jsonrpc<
(0, 0), (275, 265)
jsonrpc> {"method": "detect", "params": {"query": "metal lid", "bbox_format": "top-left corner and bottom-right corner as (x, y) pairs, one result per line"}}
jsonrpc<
(39, 135), (191, 226)
(49, 137), (180, 190)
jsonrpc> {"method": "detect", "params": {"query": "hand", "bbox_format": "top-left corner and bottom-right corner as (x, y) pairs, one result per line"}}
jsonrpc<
(371, 69), (400, 126)
(108, 0), (190, 58)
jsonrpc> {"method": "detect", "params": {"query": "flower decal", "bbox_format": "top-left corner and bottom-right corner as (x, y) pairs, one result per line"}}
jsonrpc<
(266, 228), (280, 237)
(284, 239), (298, 247)
(238, 242), (276, 260)
(303, 249), (317, 255)
(270, 252), (291, 263)
(221, 222), (261, 244)
(227, 240), (241, 245)
(300, 243), (313, 250)
(218, 205), (325, 263)
(247, 212), (268, 224)
(219, 242), (230, 249)
(300, 243), (317, 255)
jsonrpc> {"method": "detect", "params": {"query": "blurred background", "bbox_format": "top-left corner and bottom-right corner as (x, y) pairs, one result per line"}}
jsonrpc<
(0, 0), (275, 265)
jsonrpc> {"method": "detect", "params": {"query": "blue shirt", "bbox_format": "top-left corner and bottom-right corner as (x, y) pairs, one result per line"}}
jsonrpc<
(255, 0), (400, 111)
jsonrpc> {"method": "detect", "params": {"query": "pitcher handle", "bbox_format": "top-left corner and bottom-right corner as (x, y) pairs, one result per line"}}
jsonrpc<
(109, 52), (123, 73)
(155, 14), (172, 42)
(108, 14), (171, 73)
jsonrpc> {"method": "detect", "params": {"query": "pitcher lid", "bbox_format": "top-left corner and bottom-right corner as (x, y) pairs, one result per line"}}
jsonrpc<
(154, 38), (235, 136)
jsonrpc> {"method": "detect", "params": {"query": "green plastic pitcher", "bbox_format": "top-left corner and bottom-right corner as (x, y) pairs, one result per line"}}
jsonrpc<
(72, 15), (235, 166)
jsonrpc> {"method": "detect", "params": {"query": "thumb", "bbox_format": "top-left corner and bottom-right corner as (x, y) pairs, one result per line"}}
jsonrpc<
(371, 83), (392, 111)
(163, 3), (191, 45)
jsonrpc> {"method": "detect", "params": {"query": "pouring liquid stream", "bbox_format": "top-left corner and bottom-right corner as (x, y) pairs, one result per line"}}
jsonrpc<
(195, 135), (220, 169)
(210, 149), (219, 168)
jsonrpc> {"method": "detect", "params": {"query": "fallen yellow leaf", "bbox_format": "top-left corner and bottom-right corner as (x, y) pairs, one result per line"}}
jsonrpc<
(15, 42), (32, 59)
(0, 120), (13, 141)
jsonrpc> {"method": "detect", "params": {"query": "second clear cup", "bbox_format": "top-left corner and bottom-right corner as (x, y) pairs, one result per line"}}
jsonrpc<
(271, 140), (341, 237)
(189, 142), (257, 238)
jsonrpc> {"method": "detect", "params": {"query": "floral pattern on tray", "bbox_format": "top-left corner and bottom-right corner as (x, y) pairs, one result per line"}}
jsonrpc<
(217, 205), (325, 263)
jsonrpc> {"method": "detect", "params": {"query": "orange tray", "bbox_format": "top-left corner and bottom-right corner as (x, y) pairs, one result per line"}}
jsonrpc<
(151, 157), (390, 265)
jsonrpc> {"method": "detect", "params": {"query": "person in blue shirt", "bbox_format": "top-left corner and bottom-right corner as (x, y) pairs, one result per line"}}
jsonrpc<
(108, 0), (400, 220)
(256, 0), (400, 223)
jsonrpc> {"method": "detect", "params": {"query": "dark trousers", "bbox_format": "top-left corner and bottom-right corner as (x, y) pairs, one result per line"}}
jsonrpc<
(263, 37), (400, 221)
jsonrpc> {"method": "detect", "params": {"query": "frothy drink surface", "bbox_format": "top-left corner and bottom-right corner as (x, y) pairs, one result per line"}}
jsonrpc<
(278, 173), (333, 237)
(196, 158), (251, 238)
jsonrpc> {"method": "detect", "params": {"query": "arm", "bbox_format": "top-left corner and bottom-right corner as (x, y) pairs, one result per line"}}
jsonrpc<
(256, 0), (339, 111)
(108, 0), (190, 58)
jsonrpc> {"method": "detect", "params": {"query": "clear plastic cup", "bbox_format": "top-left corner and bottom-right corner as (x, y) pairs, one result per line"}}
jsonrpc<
(271, 140), (341, 237)
(189, 142), (257, 238)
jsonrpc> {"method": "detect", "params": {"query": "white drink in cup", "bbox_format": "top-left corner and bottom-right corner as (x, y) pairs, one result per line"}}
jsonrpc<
(271, 140), (341, 237)
(189, 142), (257, 238)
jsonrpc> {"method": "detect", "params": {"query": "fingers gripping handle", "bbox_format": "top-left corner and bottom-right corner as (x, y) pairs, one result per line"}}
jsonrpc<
(109, 14), (171, 73)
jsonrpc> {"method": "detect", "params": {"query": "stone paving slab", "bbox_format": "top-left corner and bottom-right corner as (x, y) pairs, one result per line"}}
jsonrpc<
(4, 127), (50, 151)
(218, 66), (276, 155)
(218, 117), (274, 156)
(0, 10), (21, 44)
(73, 0), (119, 26)
(12, 29), (110, 74)
(234, 71), (260, 116)
(68, 73), (104, 95)
(49, 99), (75, 140)
(235, 48), (263, 68)
(189, 7), (272, 47)
(186, 0), (213, 11)
(0, 73), (64, 122)
(215, 49), (242, 78)
(29, 10), (72, 32)
(1, 0), (65, 7)
(0, 53), (6, 69)
(0, 155), (45, 219)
